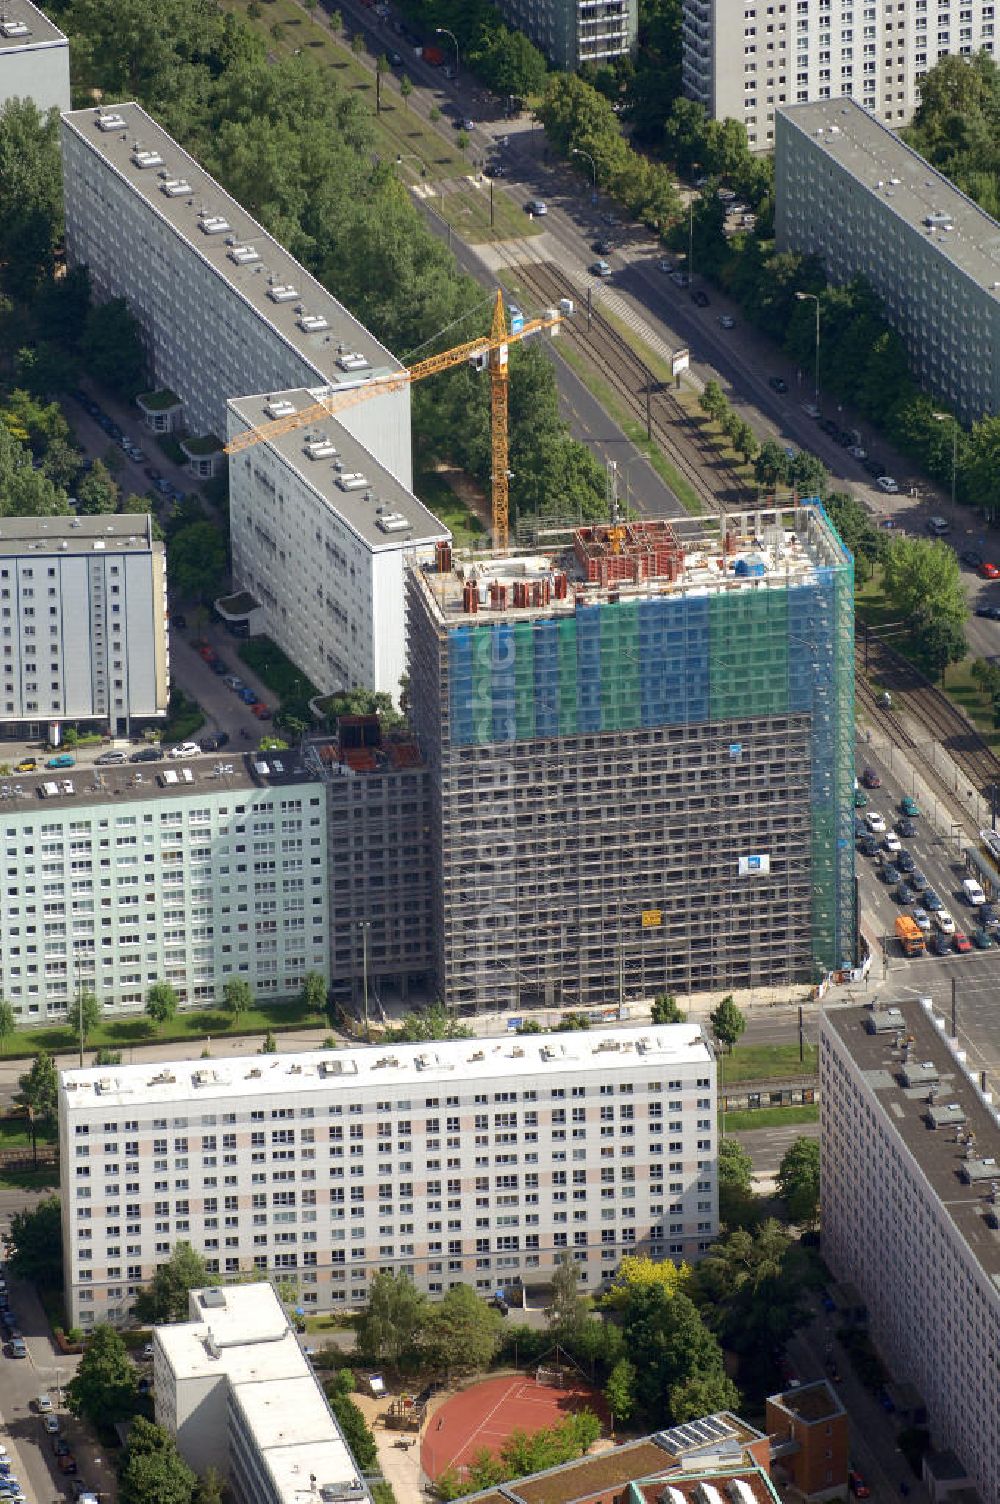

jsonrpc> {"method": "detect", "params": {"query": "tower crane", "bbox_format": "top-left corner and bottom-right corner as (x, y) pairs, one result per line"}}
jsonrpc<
(224, 288), (570, 553)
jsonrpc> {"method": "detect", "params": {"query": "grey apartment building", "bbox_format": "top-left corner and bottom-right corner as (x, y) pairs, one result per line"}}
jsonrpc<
(0, 0), (69, 114)
(776, 96), (1000, 422)
(497, 0), (637, 71)
(407, 507), (855, 1015)
(683, 0), (996, 148)
(59, 1024), (718, 1327)
(60, 104), (411, 487)
(0, 515), (168, 738)
(821, 999), (1000, 1500)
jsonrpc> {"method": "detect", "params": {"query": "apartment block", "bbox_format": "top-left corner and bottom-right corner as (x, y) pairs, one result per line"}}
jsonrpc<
(683, 0), (995, 148)
(0, 0), (69, 115)
(776, 97), (1000, 422)
(495, 0), (637, 70)
(60, 103), (411, 487)
(155, 1283), (368, 1504)
(407, 508), (855, 1014)
(309, 717), (433, 1009)
(58, 1024), (717, 1328)
(0, 750), (328, 1022)
(0, 515), (168, 738)
(227, 389), (448, 700)
(765, 1382), (848, 1501)
(820, 999), (1000, 1500)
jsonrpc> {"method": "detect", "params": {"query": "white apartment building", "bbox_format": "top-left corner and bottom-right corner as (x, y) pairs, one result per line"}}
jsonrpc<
(776, 97), (1000, 422)
(228, 389), (448, 700)
(155, 1283), (368, 1504)
(683, 0), (996, 148)
(821, 999), (1000, 1500)
(60, 103), (411, 487)
(495, 0), (637, 70)
(0, 750), (328, 1022)
(0, 515), (168, 738)
(0, 0), (69, 115)
(58, 1025), (718, 1328)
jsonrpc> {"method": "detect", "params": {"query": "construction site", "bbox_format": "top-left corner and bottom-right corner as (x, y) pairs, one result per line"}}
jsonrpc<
(406, 505), (856, 1013)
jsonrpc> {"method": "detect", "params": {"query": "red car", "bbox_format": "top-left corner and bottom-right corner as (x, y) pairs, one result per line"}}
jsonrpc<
(861, 767), (881, 788)
(953, 930), (972, 953)
(251, 703), (272, 719)
(979, 562), (1000, 579)
(848, 1472), (870, 1500)
(198, 645), (216, 662)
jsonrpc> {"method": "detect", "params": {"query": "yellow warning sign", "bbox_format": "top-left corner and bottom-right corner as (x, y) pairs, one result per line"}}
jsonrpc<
(641, 909), (663, 928)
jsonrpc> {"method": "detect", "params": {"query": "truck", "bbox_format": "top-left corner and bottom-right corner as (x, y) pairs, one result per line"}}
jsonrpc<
(420, 43), (445, 64)
(895, 914), (926, 956)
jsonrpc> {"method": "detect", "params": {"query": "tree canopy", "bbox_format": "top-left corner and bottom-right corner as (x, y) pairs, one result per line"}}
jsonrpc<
(67, 1323), (138, 1427)
(776, 1136), (821, 1226)
(132, 1240), (216, 1324)
(8, 1195), (63, 1288)
(356, 1271), (428, 1366)
(17, 1050), (58, 1128)
(420, 1282), (503, 1375)
(118, 1418), (196, 1504)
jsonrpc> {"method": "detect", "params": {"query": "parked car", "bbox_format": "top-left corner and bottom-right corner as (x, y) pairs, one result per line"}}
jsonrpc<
(882, 831), (901, 853)
(35, 1395), (52, 1414)
(934, 908), (956, 935)
(57, 1454), (78, 1475)
(45, 754), (75, 769)
(238, 687), (258, 705)
(972, 926), (993, 948)
(861, 767), (881, 788)
(897, 816), (917, 838)
(171, 612), (187, 630)
(210, 659), (229, 676)
(253, 704), (273, 720)
(979, 562), (1000, 579)
(7, 1339), (25, 1359)
(168, 742), (201, 759)
(864, 810), (886, 833)
(130, 746), (161, 763)
(923, 888), (944, 911)
(893, 882), (915, 905)
(896, 849), (915, 873)
(691, 288), (710, 307)
(768, 376), (788, 393)
(199, 732), (230, 752)
(14, 759), (36, 773)
(911, 908), (931, 933)
(900, 796), (921, 816)
(930, 932), (953, 957)
(880, 863), (901, 885)
(52, 1440), (71, 1458)
(43, 1415), (60, 1435)
(953, 930), (973, 953)
(858, 836), (879, 857)
(95, 750), (127, 765)
(524, 198), (547, 216)
(591, 238), (614, 254)
(876, 475), (900, 493)
(718, 314), (736, 329)
(848, 444), (867, 460)
(224, 675), (245, 691)
(853, 786), (869, 808)
(975, 604), (1000, 619)
(589, 259), (613, 278)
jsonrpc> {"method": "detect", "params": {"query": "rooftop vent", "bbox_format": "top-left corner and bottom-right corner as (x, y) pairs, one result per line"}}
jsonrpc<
(319, 1485), (366, 1503)
(924, 211), (953, 229)
(268, 284), (298, 304)
(375, 509), (410, 533)
(336, 472), (369, 492)
(336, 351), (370, 372)
(227, 244), (260, 265)
(0, 17), (30, 36)
(96, 111), (127, 132)
(304, 438), (338, 460)
(130, 147), (164, 169)
(199, 214), (231, 236)
(960, 1156), (999, 1183)
(265, 398), (297, 420)
(161, 178), (193, 198)
(298, 313), (330, 333)
(200, 1287), (227, 1309)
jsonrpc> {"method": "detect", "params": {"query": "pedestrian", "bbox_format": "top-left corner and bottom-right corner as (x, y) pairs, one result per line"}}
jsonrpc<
(437, 1418), (443, 1431)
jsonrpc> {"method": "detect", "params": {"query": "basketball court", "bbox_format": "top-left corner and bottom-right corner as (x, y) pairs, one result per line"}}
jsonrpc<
(420, 1369), (609, 1483)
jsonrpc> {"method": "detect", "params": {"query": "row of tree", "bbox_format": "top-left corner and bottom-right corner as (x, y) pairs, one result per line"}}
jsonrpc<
(394, 0), (548, 101)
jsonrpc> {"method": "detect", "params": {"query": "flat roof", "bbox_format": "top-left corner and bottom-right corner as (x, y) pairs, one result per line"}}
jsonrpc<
(768, 1380), (844, 1423)
(0, 749), (320, 814)
(228, 388), (449, 551)
(778, 98), (1000, 297)
(61, 103), (401, 385)
(411, 504), (849, 628)
(0, 514), (158, 554)
(824, 999), (1000, 1286)
(0, 0), (65, 51)
(59, 1024), (714, 1111)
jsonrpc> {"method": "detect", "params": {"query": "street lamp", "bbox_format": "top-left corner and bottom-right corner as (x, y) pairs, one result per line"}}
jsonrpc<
(795, 291), (821, 406)
(932, 411), (959, 517)
(435, 26), (458, 76)
(571, 146), (597, 203)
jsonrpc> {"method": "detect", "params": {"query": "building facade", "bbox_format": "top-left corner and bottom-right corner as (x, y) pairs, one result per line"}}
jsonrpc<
(59, 1024), (717, 1328)
(764, 1382), (848, 1501)
(227, 389), (448, 701)
(407, 508), (855, 1014)
(0, 751), (328, 1022)
(776, 97), (1000, 422)
(683, 0), (996, 148)
(0, 0), (69, 115)
(0, 515), (168, 737)
(495, 0), (637, 71)
(60, 103), (411, 487)
(820, 999), (1000, 1501)
(155, 1284), (368, 1504)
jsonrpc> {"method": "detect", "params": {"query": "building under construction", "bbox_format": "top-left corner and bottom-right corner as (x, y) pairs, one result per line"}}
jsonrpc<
(407, 506), (855, 1012)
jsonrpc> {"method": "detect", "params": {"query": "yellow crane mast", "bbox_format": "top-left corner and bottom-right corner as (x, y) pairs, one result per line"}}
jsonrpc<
(224, 289), (569, 553)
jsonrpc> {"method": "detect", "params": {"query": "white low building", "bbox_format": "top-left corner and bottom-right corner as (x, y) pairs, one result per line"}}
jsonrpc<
(59, 1025), (718, 1328)
(155, 1283), (368, 1504)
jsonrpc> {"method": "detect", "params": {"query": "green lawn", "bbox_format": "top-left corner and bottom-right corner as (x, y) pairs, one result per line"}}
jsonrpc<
(722, 1104), (820, 1131)
(718, 1042), (818, 1082)
(0, 1117), (57, 1150)
(414, 465), (485, 545)
(0, 998), (328, 1062)
(238, 637), (320, 706)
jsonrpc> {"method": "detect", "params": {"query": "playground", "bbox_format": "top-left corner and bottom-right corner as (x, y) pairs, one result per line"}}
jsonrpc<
(420, 1369), (609, 1482)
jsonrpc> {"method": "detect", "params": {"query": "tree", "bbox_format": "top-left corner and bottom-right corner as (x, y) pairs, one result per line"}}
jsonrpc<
(167, 521), (228, 602)
(651, 993), (683, 1024)
(605, 1253), (691, 1309)
(80, 299), (146, 396)
(669, 1370), (742, 1422)
(299, 970), (328, 1013)
(604, 1357), (637, 1425)
(0, 98), (63, 297)
(754, 439), (791, 490)
(356, 1271), (428, 1365)
(351, 31), (365, 55)
(790, 450), (828, 498)
(67, 1323), (137, 1427)
(76, 458), (120, 515)
(388, 1002), (472, 1042)
(620, 1286), (734, 1427)
(326, 1388), (378, 1471)
(260, 1029), (278, 1053)
(119, 1418), (196, 1504)
(882, 533), (967, 630)
(909, 608), (967, 683)
(17, 1049), (58, 1130)
(93, 1046), (123, 1066)
(545, 1254), (588, 1339)
(222, 976), (254, 1018)
(146, 980), (179, 1026)
(133, 1240), (216, 1324)
(421, 1283), (502, 1376)
(0, 998), (15, 1053)
(72, 989), (102, 1049)
(776, 1136), (821, 1226)
(718, 1137), (760, 1229)
(710, 994), (746, 1053)
(8, 1195), (62, 1288)
(695, 1219), (808, 1357)
(399, 74), (413, 109)
(192, 1468), (226, 1504)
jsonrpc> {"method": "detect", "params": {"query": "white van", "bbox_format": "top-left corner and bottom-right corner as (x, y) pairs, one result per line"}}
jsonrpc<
(962, 878), (986, 906)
